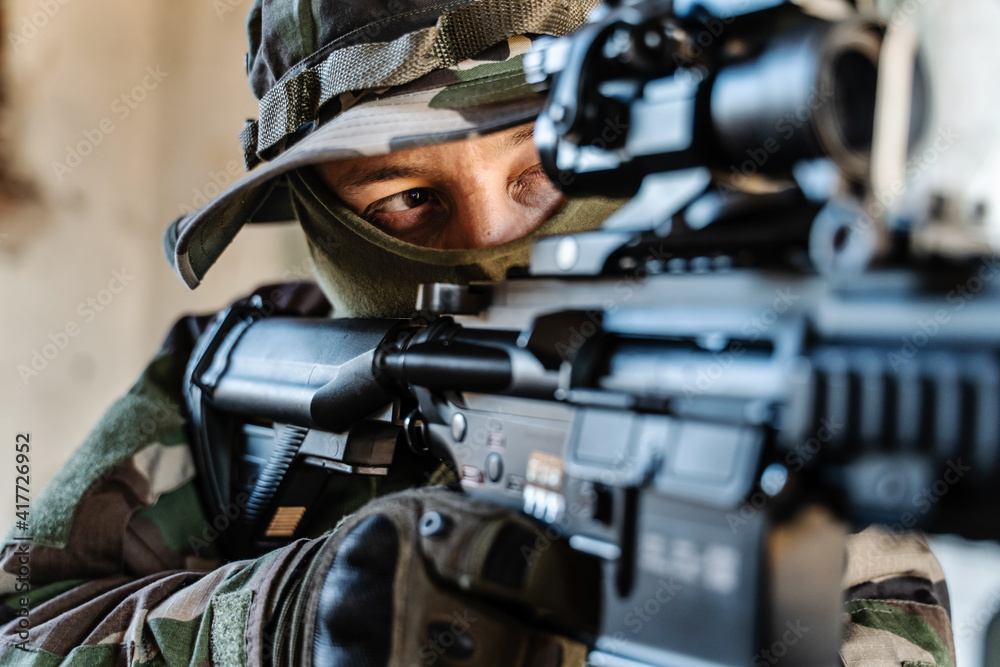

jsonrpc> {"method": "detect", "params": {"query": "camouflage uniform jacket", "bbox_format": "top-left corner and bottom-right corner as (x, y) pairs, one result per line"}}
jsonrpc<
(0, 283), (957, 666)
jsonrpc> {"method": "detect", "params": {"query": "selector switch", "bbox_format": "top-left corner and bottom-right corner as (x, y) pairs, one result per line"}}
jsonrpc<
(451, 413), (468, 442)
(486, 452), (504, 483)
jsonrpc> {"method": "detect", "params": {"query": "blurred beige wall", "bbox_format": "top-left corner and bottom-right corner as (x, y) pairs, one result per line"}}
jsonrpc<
(0, 0), (311, 536)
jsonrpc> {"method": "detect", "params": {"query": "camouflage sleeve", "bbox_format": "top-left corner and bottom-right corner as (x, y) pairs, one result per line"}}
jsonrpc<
(0, 337), (269, 664)
(840, 526), (956, 667)
(0, 282), (376, 665)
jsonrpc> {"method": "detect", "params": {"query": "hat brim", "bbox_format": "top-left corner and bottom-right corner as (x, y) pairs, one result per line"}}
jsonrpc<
(166, 74), (545, 288)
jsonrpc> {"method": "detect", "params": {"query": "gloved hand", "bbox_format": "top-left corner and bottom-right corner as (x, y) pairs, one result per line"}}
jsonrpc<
(282, 486), (600, 667)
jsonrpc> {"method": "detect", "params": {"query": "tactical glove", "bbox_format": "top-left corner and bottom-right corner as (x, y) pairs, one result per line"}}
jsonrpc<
(277, 486), (600, 667)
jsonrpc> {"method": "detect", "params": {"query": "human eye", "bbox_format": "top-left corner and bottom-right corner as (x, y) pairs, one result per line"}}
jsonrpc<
(361, 188), (446, 240)
(510, 163), (564, 209)
(513, 163), (546, 184)
(366, 188), (435, 215)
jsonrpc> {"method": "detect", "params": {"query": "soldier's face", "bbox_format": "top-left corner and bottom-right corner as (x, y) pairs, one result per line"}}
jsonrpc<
(313, 123), (567, 249)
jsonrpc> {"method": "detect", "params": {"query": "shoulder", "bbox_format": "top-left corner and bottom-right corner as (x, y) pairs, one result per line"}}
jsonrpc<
(841, 527), (955, 667)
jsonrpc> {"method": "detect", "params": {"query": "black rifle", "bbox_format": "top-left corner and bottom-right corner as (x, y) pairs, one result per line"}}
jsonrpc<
(184, 1), (996, 665)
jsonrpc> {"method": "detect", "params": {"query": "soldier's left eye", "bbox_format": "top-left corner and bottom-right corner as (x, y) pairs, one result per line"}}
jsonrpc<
(361, 188), (447, 242)
(374, 188), (435, 213)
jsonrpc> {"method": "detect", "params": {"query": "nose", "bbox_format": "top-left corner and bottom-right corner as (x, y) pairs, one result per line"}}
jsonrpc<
(446, 181), (541, 249)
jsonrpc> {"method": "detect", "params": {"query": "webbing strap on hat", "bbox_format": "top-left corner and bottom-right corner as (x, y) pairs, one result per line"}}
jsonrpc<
(241, 0), (598, 169)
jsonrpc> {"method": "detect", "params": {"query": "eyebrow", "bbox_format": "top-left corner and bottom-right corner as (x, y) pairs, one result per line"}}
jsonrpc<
(338, 165), (426, 189)
(338, 123), (538, 190)
(494, 123), (536, 159)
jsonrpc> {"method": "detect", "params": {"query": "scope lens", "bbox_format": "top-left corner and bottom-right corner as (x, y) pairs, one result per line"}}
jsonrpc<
(832, 50), (879, 154)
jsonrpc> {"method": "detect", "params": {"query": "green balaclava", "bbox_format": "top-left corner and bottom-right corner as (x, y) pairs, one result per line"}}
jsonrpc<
(288, 167), (627, 318)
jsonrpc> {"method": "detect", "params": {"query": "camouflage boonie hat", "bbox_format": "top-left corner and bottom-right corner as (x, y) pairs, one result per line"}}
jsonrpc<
(164, 0), (599, 288)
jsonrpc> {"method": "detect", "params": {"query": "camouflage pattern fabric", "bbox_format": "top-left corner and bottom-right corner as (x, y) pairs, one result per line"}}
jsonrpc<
(840, 527), (956, 667)
(244, 0), (598, 164)
(0, 284), (957, 666)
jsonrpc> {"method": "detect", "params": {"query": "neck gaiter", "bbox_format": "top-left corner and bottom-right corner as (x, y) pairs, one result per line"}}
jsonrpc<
(288, 167), (627, 318)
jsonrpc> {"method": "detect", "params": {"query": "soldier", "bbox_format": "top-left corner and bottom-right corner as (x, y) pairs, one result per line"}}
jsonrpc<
(0, 0), (956, 664)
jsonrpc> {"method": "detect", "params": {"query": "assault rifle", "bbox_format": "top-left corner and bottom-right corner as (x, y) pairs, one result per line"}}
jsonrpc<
(184, 0), (1000, 665)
